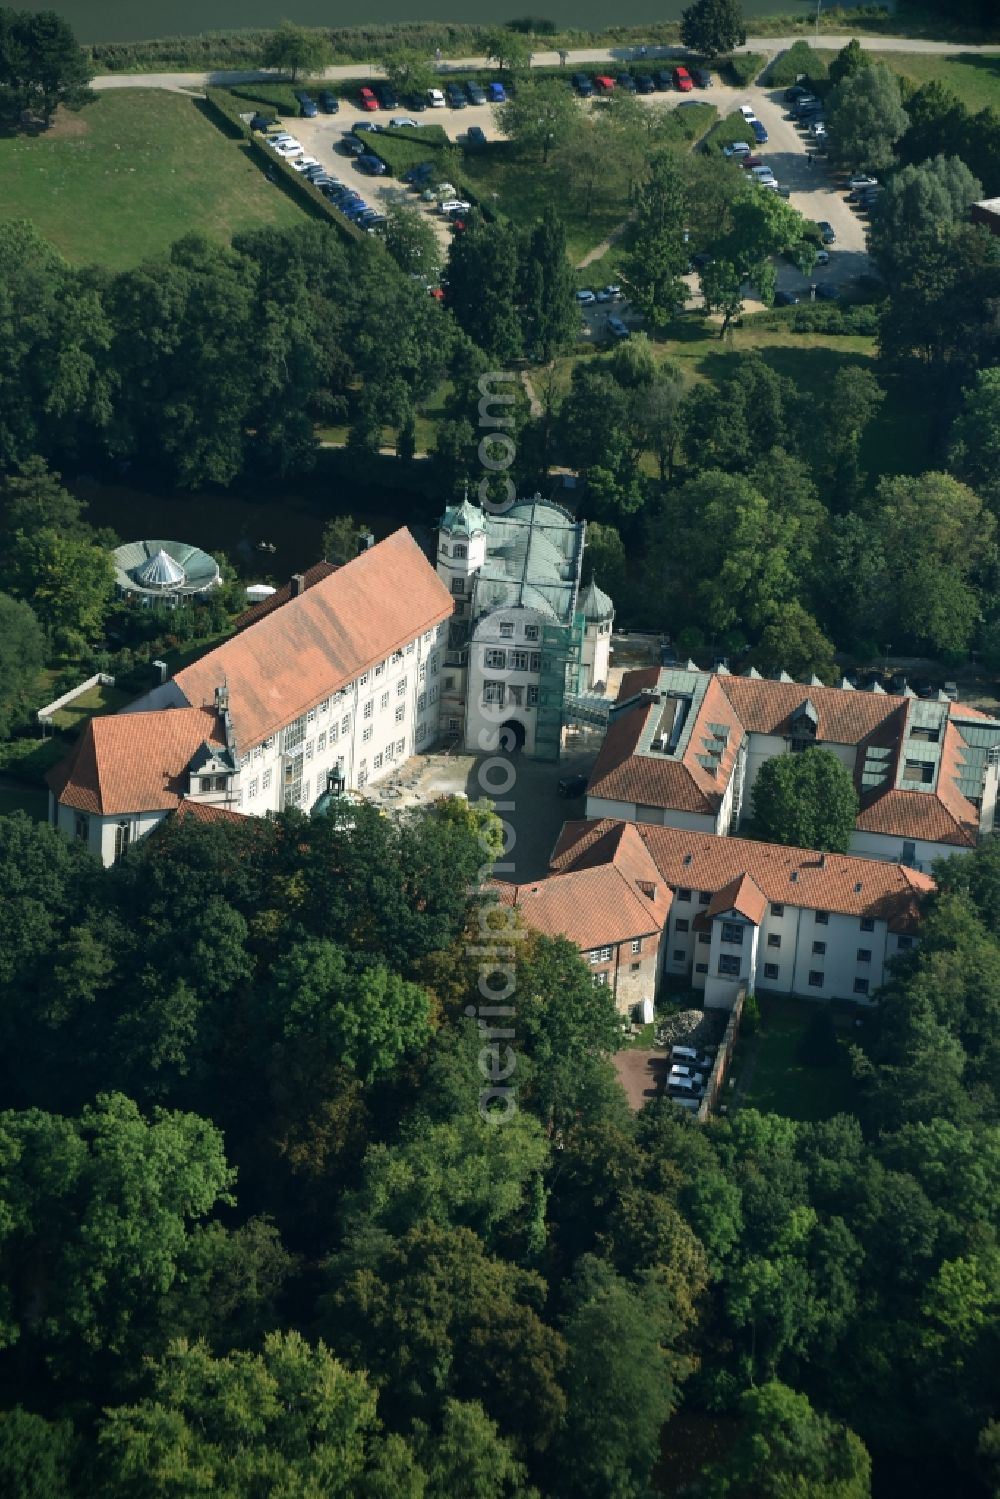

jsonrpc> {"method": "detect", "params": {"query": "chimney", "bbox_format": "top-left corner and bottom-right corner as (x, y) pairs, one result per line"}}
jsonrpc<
(356, 531), (375, 555)
(214, 682), (229, 713)
(818, 853), (827, 868)
(980, 747), (1000, 838)
(152, 658), (168, 684)
(290, 572), (306, 598)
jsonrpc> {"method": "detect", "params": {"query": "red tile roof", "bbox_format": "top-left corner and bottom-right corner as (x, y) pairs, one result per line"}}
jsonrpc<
(491, 822), (670, 951)
(553, 819), (934, 932)
(590, 667), (996, 848)
(703, 871), (767, 926)
(234, 560), (338, 631)
(174, 798), (247, 825)
(46, 708), (223, 816)
(173, 529), (453, 750)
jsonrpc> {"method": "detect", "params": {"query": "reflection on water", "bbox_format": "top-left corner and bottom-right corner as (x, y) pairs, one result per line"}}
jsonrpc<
(24, 0), (809, 45)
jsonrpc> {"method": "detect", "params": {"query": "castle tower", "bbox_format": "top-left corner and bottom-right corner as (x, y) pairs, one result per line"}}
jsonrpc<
(436, 496), (487, 742)
(578, 578), (615, 692)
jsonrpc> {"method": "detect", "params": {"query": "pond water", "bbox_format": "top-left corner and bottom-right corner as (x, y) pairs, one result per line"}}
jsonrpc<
(30, 0), (812, 46)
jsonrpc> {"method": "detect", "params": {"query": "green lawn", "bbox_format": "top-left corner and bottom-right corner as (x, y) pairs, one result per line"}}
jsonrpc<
(0, 89), (308, 269)
(733, 994), (862, 1121)
(816, 48), (1000, 113)
(50, 682), (133, 733)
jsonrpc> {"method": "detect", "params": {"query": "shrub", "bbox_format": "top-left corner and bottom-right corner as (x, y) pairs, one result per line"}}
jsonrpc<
(203, 88), (251, 139)
(717, 52), (766, 87)
(742, 992), (761, 1035)
(764, 40), (829, 87)
(701, 109), (756, 156)
(229, 82), (302, 115)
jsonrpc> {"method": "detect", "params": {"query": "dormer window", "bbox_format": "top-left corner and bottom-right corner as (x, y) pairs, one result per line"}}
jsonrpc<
(789, 698), (819, 751)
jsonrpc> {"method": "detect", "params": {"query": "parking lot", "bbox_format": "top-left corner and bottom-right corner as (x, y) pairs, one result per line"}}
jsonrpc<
(265, 68), (873, 298)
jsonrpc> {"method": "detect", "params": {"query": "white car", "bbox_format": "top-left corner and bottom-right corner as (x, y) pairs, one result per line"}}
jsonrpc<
(751, 165), (776, 182)
(848, 173), (878, 191)
(739, 103), (757, 120)
(389, 116), (420, 128)
(575, 289), (596, 304)
(434, 181), (457, 199)
(814, 249), (830, 265)
(723, 141), (751, 158)
(291, 155), (321, 172)
(271, 141), (304, 159)
(439, 199), (471, 215)
(427, 88), (446, 107)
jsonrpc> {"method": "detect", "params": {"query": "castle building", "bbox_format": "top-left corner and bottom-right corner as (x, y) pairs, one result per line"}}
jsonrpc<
(436, 495), (613, 759)
(48, 530), (453, 864)
(586, 666), (1000, 872)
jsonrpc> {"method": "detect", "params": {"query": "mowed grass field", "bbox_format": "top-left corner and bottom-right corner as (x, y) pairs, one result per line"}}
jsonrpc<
(0, 89), (308, 269)
(816, 48), (1000, 112)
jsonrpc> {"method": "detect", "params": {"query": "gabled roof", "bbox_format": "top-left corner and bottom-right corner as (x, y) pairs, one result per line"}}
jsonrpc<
(172, 529), (452, 750)
(589, 665), (1000, 848)
(491, 822), (670, 951)
(46, 708), (223, 816)
(553, 819), (934, 933)
(234, 560), (337, 630)
(701, 871), (767, 926)
(174, 798), (247, 826)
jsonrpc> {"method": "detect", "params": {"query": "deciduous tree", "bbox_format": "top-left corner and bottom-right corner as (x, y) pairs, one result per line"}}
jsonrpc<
(0, 7), (93, 124)
(750, 748), (859, 853)
(261, 21), (332, 81)
(680, 0), (747, 57)
(826, 63), (909, 174)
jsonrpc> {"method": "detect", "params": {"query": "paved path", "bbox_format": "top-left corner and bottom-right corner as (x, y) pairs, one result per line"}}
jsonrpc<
(90, 32), (999, 93)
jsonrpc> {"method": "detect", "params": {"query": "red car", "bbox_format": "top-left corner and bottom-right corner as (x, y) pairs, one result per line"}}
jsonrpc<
(674, 66), (694, 92)
(741, 155), (764, 169)
(359, 86), (379, 111)
(594, 74), (615, 92)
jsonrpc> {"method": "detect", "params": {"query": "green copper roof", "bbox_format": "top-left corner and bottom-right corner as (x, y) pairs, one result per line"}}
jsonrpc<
(578, 578), (614, 622)
(472, 497), (584, 627)
(440, 498), (486, 538)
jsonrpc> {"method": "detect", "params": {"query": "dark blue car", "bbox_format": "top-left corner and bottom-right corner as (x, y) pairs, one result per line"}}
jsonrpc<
(356, 154), (387, 175)
(295, 91), (318, 118)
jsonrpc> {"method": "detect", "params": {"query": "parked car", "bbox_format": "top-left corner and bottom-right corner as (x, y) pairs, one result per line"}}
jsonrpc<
(353, 120), (382, 133)
(295, 91), (318, 117)
(358, 86), (379, 111)
(463, 80), (485, 104)
(751, 165), (776, 183)
(653, 69), (673, 90)
(785, 83), (810, 101)
(389, 117), (420, 129)
(575, 288), (597, 304)
(403, 92), (428, 111)
(319, 90), (339, 113)
(572, 72), (594, 95)
(557, 773), (588, 798)
(594, 74), (616, 92)
(848, 173), (878, 191)
(356, 154), (387, 174)
(445, 83), (467, 108)
(669, 1062), (708, 1087)
(617, 72), (637, 92)
(774, 289), (800, 306)
(671, 1045), (715, 1070)
(674, 66), (694, 92)
(608, 314), (630, 338)
(488, 81), (506, 102)
(814, 249), (830, 265)
(741, 154), (764, 169)
(439, 198), (471, 214)
(810, 121), (827, 139)
(739, 102), (757, 120)
(816, 282), (839, 299)
(752, 121), (769, 143)
(375, 85), (398, 108)
(605, 283), (622, 298)
(692, 67), (712, 87)
(723, 141), (751, 158)
(271, 140), (304, 159)
(636, 72), (655, 94)
(433, 181), (457, 199)
(290, 154), (321, 173)
(817, 220), (836, 243)
(426, 88), (446, 108)
(249, 111), (277, 132)
(667, 1074), (704, 1099)
(403, 162), (434, 185)
(466, 125), (487, 145)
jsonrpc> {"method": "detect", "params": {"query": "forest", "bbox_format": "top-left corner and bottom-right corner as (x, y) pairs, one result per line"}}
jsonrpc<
(0, 801), (998, 1496)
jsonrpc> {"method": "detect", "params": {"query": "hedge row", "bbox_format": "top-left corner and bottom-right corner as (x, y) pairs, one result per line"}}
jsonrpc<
(366, 126), (488, 217)
(201, 89), (366, 243)
(700, 109), (757, 156)
(764, 40), (829, 87)
(749, 301), (882, 335)
(229, 81), (302, 115)
(717, 53), (767, 87)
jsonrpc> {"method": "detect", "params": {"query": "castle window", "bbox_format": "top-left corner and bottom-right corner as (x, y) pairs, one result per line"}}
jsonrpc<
(524, 625), (539, 641)
(485, 649), (506, 668)
(454, 544), (467, 559)
(114, 821), (130, 860)
(499, 622), (514, 639)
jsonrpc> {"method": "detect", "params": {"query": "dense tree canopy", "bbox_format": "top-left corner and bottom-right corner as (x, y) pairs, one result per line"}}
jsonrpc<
(0, 7), (93, 124)
(750, 748), (860, 853)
